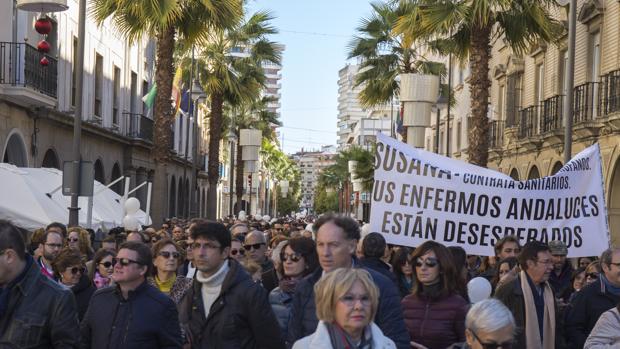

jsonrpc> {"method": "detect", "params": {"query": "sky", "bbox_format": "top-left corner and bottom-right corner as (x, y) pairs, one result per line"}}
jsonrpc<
(248, 0), (375, 155)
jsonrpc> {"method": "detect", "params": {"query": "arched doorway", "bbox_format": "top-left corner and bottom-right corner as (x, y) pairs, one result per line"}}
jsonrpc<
(509, 168), (520, 181)
(608, 158), (620, 246)
(528, 166), (540, 180)
(169, 176), (176, 218)
(94, 159), (105, 184)
(3, 132), (28, 167)
(551, 161), (563, 175)
(41, 148), (60, 169)
(111, 163), (122, 195)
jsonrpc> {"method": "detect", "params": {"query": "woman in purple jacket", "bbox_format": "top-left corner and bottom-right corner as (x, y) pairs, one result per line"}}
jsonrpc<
(401, 241), (469, 349)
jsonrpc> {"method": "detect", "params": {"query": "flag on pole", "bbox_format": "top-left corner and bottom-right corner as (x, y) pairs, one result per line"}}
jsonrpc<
(141, 83), (157, 109)
(171, 66), (183, 118)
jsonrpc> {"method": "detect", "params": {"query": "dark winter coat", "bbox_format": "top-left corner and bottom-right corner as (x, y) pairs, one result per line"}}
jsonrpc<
(0, 255), (80, 348)
(287, 261), (410, 349)
(494, 274), (563, 349)
(71, 274), (96, 321)
(270, 286), (294, 341)
(178, 258), (285, 349)
(401, 293), (468, 349)
(565, 277), (620, 349)
(359, 257), (399, 288)
(80, 281), (182, 349)
(548, 261), (573, 298)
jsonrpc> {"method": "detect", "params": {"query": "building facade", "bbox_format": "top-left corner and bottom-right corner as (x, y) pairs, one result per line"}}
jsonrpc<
(337, 64), (367, 149)
(292, 146), (336, 213)
(0, 1), (200, 227)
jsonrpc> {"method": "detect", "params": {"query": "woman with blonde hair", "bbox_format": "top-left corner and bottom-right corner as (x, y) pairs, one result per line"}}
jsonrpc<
(293, 268), (396, 349)
(67, 227), (94, 260)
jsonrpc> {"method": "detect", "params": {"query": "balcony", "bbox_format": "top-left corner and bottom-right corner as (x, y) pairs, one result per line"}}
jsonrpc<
(573, 82), (598, 123)
(541, 95), (563, 133)
(599, 70), (620, 117)
(123, 113), (153, 143)
(0, 42), (57, 106)
(518, 105), (539, 139)
(489, 120), (504, 148)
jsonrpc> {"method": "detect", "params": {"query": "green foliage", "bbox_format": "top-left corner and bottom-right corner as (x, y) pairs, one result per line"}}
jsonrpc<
(262, 140), (301, 201)
(277, 193), (300, 215)
(314, 187), (339, 214)
(319, 146), (375, 192)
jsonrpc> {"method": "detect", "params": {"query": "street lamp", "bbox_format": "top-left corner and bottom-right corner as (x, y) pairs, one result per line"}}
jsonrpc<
(227, 128), (237, 217)
(190, 79), (204, 217)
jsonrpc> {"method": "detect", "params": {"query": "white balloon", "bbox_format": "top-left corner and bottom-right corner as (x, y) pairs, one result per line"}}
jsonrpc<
(360, 224), (371, 239)
(125, 197), (141, 214)
(467, 277), (492, 304)
(238, 211), (247, 221)
(254, 214), (263, 221)
(122, 214), (141, 231)
(263, 215), (271, 222)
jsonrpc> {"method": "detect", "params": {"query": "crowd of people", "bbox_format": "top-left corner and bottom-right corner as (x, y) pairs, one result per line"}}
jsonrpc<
(0, 213), (619, 348)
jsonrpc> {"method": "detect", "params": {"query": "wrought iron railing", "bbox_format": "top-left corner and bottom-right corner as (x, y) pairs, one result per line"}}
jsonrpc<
(573, 82), (598, 123)
(599, 70), (620, 116)
(541, 95), (563, 133)
(518, 105), (538, 138)
(123, 113), (153, 142)
(489, 120), (504, 148)
(0, 42), (57, 98)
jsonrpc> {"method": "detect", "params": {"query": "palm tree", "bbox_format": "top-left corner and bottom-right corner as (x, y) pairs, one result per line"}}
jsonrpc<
(261, 139), (300, 216)
(395, 0), (561, 167)
(191, 10), (281, 219)
(91, 0), (242, 224)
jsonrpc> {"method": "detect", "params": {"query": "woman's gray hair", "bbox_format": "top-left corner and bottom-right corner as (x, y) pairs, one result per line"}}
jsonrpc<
(466, 299), (516, 333)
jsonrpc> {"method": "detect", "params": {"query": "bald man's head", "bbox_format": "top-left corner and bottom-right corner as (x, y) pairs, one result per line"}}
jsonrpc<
(244, 230), (267, 264)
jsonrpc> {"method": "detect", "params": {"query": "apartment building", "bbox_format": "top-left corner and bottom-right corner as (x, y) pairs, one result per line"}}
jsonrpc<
(292, 146), (336, 213)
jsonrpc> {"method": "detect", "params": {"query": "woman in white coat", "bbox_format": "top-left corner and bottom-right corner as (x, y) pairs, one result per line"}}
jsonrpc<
(292, 268), (396, 349)
(584, 304), (620, 349)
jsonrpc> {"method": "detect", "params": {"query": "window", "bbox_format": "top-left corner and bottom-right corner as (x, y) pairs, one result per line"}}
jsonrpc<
(440, 130), (444, 154)
(113, 66), (120, 126)
(130, 72), (137, 115)
(589, 31), (601, 117)
(71, 37), (77, 107)
(558, 49), (567, 95)
(94, 53), (103, 118)
(505, 73), (523, 127)
(535, 63), (544, 106)
(142, 80), (149, 115)
(456, 121), (462, 150)
(498, 84), (506, 121)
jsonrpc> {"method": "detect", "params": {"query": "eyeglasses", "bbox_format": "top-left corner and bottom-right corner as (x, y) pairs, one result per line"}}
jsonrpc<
(536, 259), (553, 265)
(281, 253), (302, 262)
(470, 329), (513, 349)
(45, 243), (63, 249)
(230, 248), (245, 256)
(99, 261), (113, 269)
(68, 237), (79, 243)
(586, 272), (599, 280)
(191, 242), (221, 250)
(339, 294), (371, 307)
(609, 262), (620, 268)
(244, 243), (265, 251)
(112, 257), (143, 267)
(158, 251), (180, 259)
(415, 257), (439, 268)
(68, 266), (86, 275)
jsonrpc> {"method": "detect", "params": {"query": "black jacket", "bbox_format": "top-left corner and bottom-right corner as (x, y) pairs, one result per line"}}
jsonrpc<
(0, 255), (80, 348)
(287, 261), (410, 349)
(72, 274), (96, 321)
(80, 281), (182, 349)
(565, 277), (620, 349)
(548, 261), (573, 298)
(358, 257), (398, 288)
(178, 258), (285, 349)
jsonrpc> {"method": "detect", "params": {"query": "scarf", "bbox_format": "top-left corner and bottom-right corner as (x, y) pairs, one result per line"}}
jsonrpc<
(278, 277), (300, 294)
(325, 322), (373, 349)
(155, 274), (176, 294)
(602, 274), (620, 296)
(520, 271), (555, 349)
(94, 271), (111, 289)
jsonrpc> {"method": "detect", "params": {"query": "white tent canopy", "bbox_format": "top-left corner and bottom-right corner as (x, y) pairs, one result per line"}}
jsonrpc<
(0, 164), (150, 231)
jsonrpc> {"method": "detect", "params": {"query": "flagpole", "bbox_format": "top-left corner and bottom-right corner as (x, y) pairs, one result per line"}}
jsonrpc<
(182, 47), (195, 218)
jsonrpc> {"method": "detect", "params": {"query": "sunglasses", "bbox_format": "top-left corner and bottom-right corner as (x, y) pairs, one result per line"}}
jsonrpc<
(230, 248), (245, 256)
(586, 272), (599, 279)
(244, 243), (265, 251)
(281, 253), (301, 262)
(470, 329), (513, 349)
(158, 251), (180, 259)
(112, 257), (143, 267)
(99, 261), (113, 269)
(68, 266), (86, 275)
(415, 257), (439, 268)
(68, 237), (79, 243)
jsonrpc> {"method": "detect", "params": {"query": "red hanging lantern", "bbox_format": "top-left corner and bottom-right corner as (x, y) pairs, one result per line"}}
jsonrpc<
(37, 40), (50, 53)
(40, 56), (49, 67)
(35, 17), (52, 35)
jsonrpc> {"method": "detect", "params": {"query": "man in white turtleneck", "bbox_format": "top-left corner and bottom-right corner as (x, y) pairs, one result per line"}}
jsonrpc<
(178, 220), (285, 349)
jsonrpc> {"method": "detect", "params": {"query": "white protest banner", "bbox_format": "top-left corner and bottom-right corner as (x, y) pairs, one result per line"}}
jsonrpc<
(370, 133), (609, 257)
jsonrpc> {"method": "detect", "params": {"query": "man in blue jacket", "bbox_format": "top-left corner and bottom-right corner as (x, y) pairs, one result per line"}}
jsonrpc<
(287, 214), (410, 349)
(80, 241), (182, 348)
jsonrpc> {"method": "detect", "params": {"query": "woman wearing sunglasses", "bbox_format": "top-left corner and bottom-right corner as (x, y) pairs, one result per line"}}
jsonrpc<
(270, 237), (319, 340)
(449, 298), (516, 349)
(147, 238), (192, 304)
(402, 241), (469, 349)
(52, 247), (95, 321)
(390, 247), (414, 298)
(66, 227), (95, 260)
(89, 248), (116, 289)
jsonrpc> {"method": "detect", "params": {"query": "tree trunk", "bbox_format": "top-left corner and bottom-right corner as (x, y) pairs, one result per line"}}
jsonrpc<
(150, 26), (176, 226)
(235, 137), (244, 214)
(468, 25), (492, 168)
(206, 92), (224, 219)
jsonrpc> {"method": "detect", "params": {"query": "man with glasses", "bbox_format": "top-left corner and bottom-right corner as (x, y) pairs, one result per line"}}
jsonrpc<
(287, 214), (410, 349)
(80, 241), (182, 348)
(495, 241), (558, 349)
(39, 229), (64, 280)
(229, 237), (246, 262)
(178, 220), (284, 348)
(178, 235), (197, 278)
(566, 247), (620, 348)
(244, 230), (278, 291)
(230, 223), (249, 242)
(0, 220), (79, 348)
